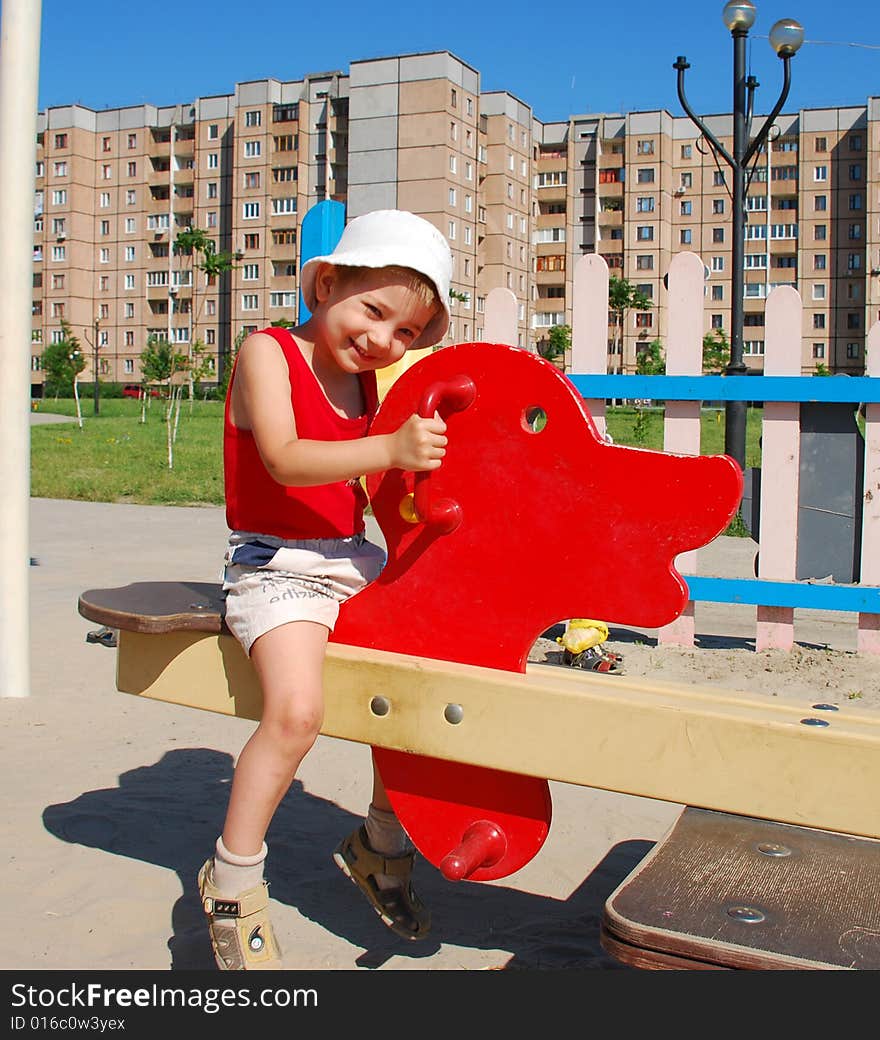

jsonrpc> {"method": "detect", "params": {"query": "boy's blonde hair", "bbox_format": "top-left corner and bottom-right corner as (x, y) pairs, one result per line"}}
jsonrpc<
(330, 264), (439, 310)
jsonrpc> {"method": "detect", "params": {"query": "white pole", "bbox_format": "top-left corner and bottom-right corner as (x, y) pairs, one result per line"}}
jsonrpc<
(0, 0), (42, 698)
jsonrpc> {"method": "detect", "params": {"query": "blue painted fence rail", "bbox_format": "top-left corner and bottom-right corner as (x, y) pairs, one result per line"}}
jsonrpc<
(568, 374), (880, 404)
(568, 370), (879, 618)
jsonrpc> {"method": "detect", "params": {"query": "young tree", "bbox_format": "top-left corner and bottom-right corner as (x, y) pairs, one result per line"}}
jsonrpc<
(539, 324), (571, 366)
(41, 320), (86, 428)
(608, 277), (652, 374)
(635, 337), (665, 375)
(174, 226), (238, 402)
(702, 328), (730, 374)
(140, 334), (188, 469)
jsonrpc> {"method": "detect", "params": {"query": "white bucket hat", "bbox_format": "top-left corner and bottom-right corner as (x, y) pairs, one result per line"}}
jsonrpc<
(300, 209), (452, 348)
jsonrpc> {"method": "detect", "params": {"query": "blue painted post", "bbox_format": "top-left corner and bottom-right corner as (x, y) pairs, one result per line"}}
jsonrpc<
(298, 199), (345, 322)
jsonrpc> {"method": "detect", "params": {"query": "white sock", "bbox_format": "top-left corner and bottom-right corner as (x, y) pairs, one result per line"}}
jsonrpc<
(211, 836), (267, 898)
(365, 804), (413, 891)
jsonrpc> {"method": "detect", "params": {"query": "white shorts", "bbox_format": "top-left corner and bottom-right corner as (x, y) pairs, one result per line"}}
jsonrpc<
(221, 530), (386, 655)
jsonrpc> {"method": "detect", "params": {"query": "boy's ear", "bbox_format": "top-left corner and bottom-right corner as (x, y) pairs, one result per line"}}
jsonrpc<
(313, 262), (337, 303)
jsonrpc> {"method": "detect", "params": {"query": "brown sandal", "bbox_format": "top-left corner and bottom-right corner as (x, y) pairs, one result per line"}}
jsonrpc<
(333, 826), (431, 941)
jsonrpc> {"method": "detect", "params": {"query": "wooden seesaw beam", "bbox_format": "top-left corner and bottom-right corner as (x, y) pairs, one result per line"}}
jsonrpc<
(108, 621), (880, 842)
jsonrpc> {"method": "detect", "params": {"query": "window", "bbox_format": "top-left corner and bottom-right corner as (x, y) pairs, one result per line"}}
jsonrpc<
(744, 254), (767, 269)
(447, 220), (456, 240)
(815, 195), (827, 211)
(680, 200), (692, 215)
(243, 202), (260, 219)
(53, 161), (67, 177)
(849, 194), (863, 211)
(99, 219), (110, 236)
(54, 133), (68, 149)
(847, 342), (860, 359)
(680, 229), (692, 244)
(206, 182), (218, 199)
(847, 313), (861, 330)
(449, 121), (458, 141)
(812, 284), (826, 300)
(711, 314), (723, 329)
(448, 187), (456, 207)
(681, 144), (692, 159)
(849, 164), (862, 181)
(242, 263), (259, 280)
(713, 228), (725, 243)
(98, 247), (109, 263)
(271, 197), (296, 215)
(147, 214), (169, 230)
(636, 255), (653, 270)
(813, 313), (826, 330)
(636, 168), (655, 183)
(127, 133), (137, 149)
(207, 152), (219, 169)
(124, 302), (135, 319)
(464, 225), (472, 245)
(814, 254), (826, 270)
(815, 137), (827, 152)
(849, 223), (862, 240)
(680, 172), (692, 188)
(847, 253), (862, 270)
(636, 197), (654, 212)
(636, 139), (654, 155)
(244, 140), (261, 158)
(206, 211), (217, 228)
(273, 134), (297, 151)
(635, 312), (653, 328)
(245, 110), (261, 127)
(850, 134), (863, 152)
(465, 161), (473, 181)
(244, 172), (260, 189)
(712, 256), (725, 271)
(814, 165), (827, 181)
(711, 285), (723, 301)
(52, 189), (68, 206)
(127, 161), (136, 177)
(713, 171), (725, 186)
(464, 194), (472, 214)
(51, 245), (66, 261)
(713, 199), (725, 214)
(744, 341), (765, 356)
(124, 274), (135, 290)
(272, 166), (297, 182)
(815, 225), (826, 241)
(241, 294), (259, 310)
(208, 124), (219, 140)
(126, 189), (136, 205)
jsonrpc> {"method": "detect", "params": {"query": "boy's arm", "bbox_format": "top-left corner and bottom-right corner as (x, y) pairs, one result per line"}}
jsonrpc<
(233, 333), (446, 487)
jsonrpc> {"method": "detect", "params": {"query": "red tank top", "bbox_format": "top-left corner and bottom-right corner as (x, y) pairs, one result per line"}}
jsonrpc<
(224, 327), (379, 539)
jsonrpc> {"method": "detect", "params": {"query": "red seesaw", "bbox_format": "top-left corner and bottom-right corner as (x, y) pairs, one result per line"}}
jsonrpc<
(81, 344), (880, 969)
(81, 343), (742, 884)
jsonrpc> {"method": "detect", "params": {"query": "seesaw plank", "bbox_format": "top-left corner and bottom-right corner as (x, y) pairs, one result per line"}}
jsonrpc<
(114, 628), (880, 841)
(602, 807), (880, 970)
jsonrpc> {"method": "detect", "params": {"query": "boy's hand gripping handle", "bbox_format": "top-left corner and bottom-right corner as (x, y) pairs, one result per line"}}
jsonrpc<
(413, 375), (476, 533)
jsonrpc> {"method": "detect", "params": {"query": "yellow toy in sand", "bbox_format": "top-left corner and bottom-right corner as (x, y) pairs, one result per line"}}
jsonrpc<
(556, 618), (624, 674)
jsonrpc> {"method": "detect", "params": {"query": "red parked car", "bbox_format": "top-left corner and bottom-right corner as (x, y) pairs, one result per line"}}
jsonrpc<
(122, 384), (160, 399)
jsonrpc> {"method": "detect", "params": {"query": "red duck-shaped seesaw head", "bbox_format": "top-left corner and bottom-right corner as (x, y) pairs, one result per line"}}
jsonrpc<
(333, 342), (743, 673)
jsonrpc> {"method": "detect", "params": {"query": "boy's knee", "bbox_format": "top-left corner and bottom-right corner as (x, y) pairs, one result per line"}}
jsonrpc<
(262, 700), (323, 752)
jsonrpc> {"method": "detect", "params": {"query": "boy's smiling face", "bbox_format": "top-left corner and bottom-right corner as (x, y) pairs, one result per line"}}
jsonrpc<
(312, 264), (440, 373)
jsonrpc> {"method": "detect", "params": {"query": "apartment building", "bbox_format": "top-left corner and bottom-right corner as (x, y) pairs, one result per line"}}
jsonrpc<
(30, 50), (880, 393)
(534, 103), (876, 373)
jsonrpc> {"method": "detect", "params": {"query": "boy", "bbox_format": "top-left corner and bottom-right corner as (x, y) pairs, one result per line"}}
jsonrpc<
(198, 210), (453, 969)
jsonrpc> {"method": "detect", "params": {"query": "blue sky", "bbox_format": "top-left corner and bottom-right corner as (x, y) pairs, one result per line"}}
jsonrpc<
(36, 0), (879, 123)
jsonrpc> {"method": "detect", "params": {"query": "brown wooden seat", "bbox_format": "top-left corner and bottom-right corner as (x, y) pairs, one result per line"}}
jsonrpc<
(79, 581), (226, 635)
(601, 806), (880, 970)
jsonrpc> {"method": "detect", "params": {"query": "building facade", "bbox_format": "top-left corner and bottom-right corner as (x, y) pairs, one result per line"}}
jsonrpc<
(30, 50), (880, 392)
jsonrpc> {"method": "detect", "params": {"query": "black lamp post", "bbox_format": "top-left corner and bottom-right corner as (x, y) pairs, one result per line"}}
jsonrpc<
(673, 1), (804, 473)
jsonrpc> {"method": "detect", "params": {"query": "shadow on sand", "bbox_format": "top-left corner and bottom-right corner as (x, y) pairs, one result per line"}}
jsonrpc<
(43, 748), (647, 971)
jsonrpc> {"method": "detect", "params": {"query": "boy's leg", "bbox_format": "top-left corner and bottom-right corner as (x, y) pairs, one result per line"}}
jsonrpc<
(333, 758), (431, 940)
(201, 620), (328, 970)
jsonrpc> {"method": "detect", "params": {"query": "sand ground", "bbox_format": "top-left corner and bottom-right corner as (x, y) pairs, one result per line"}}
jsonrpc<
(3, 493), (878, 972)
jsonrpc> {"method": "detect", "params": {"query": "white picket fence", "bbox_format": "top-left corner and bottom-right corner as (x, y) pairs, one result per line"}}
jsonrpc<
(483, 251), (880, 655)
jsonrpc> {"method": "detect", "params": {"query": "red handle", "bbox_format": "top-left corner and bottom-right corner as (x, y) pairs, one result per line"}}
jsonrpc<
(439, 820), (507, 881)
(413, 375), (476, 533)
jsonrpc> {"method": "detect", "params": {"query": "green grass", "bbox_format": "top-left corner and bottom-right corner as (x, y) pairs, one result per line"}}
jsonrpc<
(31, 400), (763, 534)
(31, 397), (225, 505)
